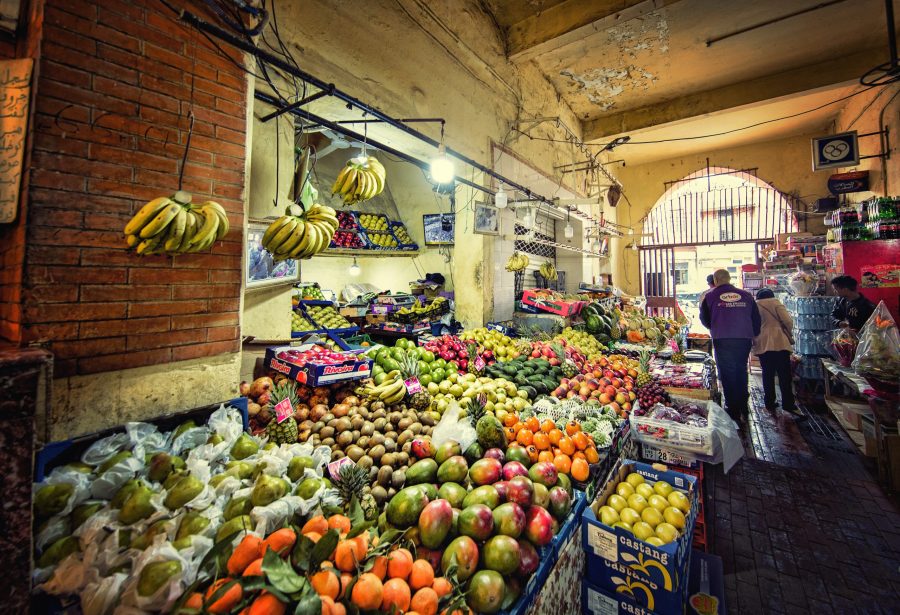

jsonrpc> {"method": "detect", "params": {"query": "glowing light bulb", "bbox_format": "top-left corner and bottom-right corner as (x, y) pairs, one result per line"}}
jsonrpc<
(430, 144), (454, 184)
(495, 186), (508, 209)
(348, 257), (361, 276)
(631, 242), (639, 251)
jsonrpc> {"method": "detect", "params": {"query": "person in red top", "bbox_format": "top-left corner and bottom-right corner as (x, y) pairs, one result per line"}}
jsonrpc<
(700, 269), (761, 424)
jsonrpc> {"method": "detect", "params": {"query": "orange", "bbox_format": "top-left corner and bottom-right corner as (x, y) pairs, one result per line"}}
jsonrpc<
(328, 515), (351, 534)
(538, 450), (554, 464)
(558, 436), (575, 456)
(339, 573), (353, 599)
(381, 577), (412, 612)
(242, 557), (264, 577)
(351, 573), (384, 610)
(432, 577), (452, 598)
(353, 532), (370, 555)
(526, 445), (539, 463)
(387, 548), (414, 580)
(410, 587), (439, 615)
(334, 539), (363, 572)
(533, 432), (550, 450)
(227, 534), (263, 575)
(525, 416), (540, 432)
(205, 578), (243, 614)
(262, 528), (296, 557)
(571, 457), (590, 482)
(311, 569), (340, 600)
(247, 592), (287, 615)
(409, 559), (435, 590)
(553, 454), (572, 475)
(572, 431), (589, 451)
(540, 419), (555, 433)
(301, 515), (328, 535)
(329, 601), (346, 615)
(369, 555), (388, 580)
(548, 428), (563, 446)
(183, 593), (203, 610)
(319, 595), (336, 615)
(303, 531), (322, 544)
(585, 446), (600, 464)
(503, 413), (518, 427)
(565, 420), (579, 436)
(516, 429), (534, 446)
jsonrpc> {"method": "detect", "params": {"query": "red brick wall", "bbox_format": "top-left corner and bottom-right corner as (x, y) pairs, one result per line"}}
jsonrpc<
(20, 0), (247, 376)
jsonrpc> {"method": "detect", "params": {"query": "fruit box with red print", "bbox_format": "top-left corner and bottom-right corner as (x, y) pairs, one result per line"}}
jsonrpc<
(265, 344), (372, 386)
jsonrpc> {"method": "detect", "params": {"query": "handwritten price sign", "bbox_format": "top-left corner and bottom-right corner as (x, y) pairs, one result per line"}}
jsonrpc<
(0, 59), (32, 224)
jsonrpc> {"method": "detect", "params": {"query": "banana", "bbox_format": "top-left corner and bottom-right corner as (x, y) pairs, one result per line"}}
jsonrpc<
(164, 208), (187, 251)
(383, 370), (401, 381)
(125, 197), (172, 236)
(204, 201), (229, 240)
(383, 389), (406, 405)
(275, 223), (304, 256)
(262, 215), (294, 245)
(338, 167), (358, 196)
(378, 378), (405, 400)
(136, 231), (165, 255)
(354, 172), (368, 201)
(139, 202), (182, 238)
(286, 220), (310, 259)
(125, 234), (140, 248)
(303, 223), (321, 258)
(266, 217), (299, 253)
(177, 209), (198, 253)
(189, 207), (219, 247)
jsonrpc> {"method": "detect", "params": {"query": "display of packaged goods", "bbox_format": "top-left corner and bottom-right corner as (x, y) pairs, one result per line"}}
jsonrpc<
(784, 295), (837, 314)
(329, 228), (369, 250)
(355, 211), (390, 231)
(265, 343), (372, 385)
(521, 289), (585, 316)
(583, 459), (698, 613)
(794, 313), (832, 330)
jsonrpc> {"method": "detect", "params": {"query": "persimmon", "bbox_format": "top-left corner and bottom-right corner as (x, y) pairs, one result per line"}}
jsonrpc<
(558, 436), (575, 456)
(548, 428), (563, 446)
(540, 419), (555, 433)
(525, 416), (540, 432)
(571, 457), (590, 482)
(553, 454), (572, 475)
(503, 413), (518, 427)
(516, 429), (534, 446)
(538, 450), (554, 464)
(533, 432), (550, 450)
(526, 445), (539, 462)
(585, 446), (600, 464)
(572, 432), (589, 451)
(565, 420), (580, 436)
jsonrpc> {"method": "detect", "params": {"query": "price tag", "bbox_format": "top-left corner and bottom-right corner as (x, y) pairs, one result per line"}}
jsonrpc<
(274, 397), (294, 424)
(474, 355), (486, 372)
(405, 377), (422, 394)
(327, 456), (353, 480)
(372, 305), (390, 314)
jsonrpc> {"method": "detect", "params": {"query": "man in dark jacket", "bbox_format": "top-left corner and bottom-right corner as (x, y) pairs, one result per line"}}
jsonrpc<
(700, 269), (761, 423)
(831, 275), (876, 331)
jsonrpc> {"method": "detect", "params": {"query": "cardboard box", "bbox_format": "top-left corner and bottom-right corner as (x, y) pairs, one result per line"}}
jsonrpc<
(366, 314), (388, 326)
(776, 231), (812, 249)
(582, 459), (698, 613)
(340, 306), (369, 318)
(521, 289), (584, 316)
(265, 344), (372, 386)
(582, 577), (689, 615)
(861, 415), (878, 457)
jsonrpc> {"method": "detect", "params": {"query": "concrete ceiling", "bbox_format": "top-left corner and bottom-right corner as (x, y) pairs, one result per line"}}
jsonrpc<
(487, 0), (898, 162)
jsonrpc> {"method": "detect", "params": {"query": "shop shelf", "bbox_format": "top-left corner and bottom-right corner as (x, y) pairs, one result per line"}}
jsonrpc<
(388, 221), (419, 250)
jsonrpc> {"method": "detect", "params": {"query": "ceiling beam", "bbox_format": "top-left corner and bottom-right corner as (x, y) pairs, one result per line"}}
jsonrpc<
(507, 0), (680, 62)
(583, 47), (886, 141)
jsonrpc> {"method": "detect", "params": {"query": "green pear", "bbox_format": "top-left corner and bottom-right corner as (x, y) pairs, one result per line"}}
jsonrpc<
(148, 453), (186, 483)
(118, 529), (132, 548)
(216, 514), (252, 542)
(207, 433), (224, 445)
(223, 496), (252, 521)
(164, 470), (188, 491)
(225, 461), (254, 480)
(172, 537), (193, 550)
(294, 477), (323, 499)
(287, 456), (315, 482)
(98, 451), (132, 474)
(118, 485), (155, 525)
(70, 502), (103, 530)
(230, 434), (259, 460)
(137, 560), (182, 596)
(38, 536), (80, 568)
(111, 479), (142, 509)
(164, 475), (204, 510)
(64, 461), (94, 474)
(130, 519), (173, 550)
(250, 474), (288, 507)
(263, 442), (278, 451)
(34, 483), (75, 520)
(172, 420), (197, 440)
(176, 512), (210, 540)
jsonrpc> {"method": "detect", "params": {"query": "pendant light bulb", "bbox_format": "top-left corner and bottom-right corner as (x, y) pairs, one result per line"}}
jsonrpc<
(495, 185), (508, 209)
(564, 210), (573, 239)
(430, 143), (454, 184)
(348, 257), (361, 276)
(631, 242), (639, 252)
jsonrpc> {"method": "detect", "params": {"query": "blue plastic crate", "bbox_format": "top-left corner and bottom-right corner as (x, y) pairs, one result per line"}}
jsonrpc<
(388, 221), (419, 250)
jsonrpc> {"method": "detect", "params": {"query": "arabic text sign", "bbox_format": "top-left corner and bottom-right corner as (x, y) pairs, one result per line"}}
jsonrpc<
(0, 59), (32, 224)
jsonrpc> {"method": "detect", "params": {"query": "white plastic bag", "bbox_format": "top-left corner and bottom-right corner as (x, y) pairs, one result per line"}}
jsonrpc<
(37, 552), (91, 595)
(125, 422), (168, 461)
(251, 495), (307, 535)
(82, 572), (128, 615)
(35, 466), (92, 519)
(170, 427), (211, 458)
(431, 401), (477, 452)
(91, 456), (144, 500)
(82, 433), (132, 467)
(117, 542), (192, 613)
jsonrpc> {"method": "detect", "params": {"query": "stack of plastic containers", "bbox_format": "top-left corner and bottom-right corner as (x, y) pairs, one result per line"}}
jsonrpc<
(783, 294), (837, 380)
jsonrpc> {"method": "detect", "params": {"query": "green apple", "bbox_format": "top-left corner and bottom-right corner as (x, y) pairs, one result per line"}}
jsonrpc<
(598, 506), (620, 526)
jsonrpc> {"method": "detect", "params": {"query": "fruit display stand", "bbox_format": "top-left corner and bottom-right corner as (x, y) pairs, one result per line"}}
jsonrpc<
(329, 228), (370, 250)
(299, 302), (360, 337)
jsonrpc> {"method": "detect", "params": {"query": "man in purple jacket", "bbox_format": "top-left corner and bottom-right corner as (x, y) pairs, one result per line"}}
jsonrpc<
(699, 269), (762, 423)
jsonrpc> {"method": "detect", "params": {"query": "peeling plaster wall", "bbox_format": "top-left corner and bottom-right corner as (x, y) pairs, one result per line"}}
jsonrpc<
(612, 133), (830, 295)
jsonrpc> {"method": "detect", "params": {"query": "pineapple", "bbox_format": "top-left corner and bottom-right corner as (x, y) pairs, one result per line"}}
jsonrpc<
(333, 462), (378, 521)
(467, 343), (483, 376)
(470, 394), (506, 451)
(399, 353), (432, 410)
(553, 342), (579, 378)
(264, 381), (300, 444)
(671, 350), (686, 364)
(636, 350), (652, 388)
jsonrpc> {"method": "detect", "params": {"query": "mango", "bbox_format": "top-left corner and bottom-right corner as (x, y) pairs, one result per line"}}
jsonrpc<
(436, 456), (468, 484)
(434, 440), (462, 465)
(386, 485), (430, 528)
(463, 485), (500, 510)
(437, 482), (467, 509)
(416, 482), (439, 502)
(406, 458), (439, 485)
(137, 560), (182, 596)
(164, 475), (204, 510)
(458, 504), (494, 541)
(468, 458), (502, 486)
(418, 499), (453, 549)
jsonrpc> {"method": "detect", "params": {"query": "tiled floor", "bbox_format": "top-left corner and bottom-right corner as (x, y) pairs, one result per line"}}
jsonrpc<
(708, 374), (900, 614)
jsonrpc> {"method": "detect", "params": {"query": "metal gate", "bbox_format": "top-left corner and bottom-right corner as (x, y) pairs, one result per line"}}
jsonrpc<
(641, 247), (677, 317)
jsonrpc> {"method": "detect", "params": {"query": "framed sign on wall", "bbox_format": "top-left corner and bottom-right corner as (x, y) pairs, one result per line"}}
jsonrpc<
(423, 213), (454, 245)
(247, 220), (300, 289)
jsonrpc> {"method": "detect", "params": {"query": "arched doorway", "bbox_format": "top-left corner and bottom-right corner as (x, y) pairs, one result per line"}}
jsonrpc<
(639, 167), (800, 321)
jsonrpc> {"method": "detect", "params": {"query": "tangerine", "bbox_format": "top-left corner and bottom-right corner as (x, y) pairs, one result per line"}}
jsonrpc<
(387, 548), (414, 580)
(409, 559), (435, 590)
(369, 555), (388, 580)
(333, 539), (363, 572)
(242, 558), (263, 578)
(381, 577), (412, 612)
(432, 577), (452, 597)
(350, 573), (384, 610)
(327, 515), (351, 534)
(301, 515), (328, 535)
(205, 578), (243, 614)
(410, 587), (439, 615)
(262, 528), (296, 557)
(247, 592), (286, 615)
(310, 569), (340, 600)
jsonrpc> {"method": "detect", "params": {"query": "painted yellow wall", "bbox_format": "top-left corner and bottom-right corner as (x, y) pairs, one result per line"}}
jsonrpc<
(612, 132), (831, 295)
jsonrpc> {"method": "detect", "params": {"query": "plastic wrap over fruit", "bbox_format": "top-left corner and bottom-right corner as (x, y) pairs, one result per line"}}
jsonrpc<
(91, 454), (144, 500)
(35, 467), (92, 521)
(851, 301), (900, 381)
(124, 422), (169, 461)
(431, 401), (477, 452)
(81, 571), (128, 615)
(649, 404), (684, 423)
(831, 327), (859, 367)
(251, 495), (309, 536)
(116, 542), (194, 613)
(37, 548), (94, 595)
(787, 270), (819, 296)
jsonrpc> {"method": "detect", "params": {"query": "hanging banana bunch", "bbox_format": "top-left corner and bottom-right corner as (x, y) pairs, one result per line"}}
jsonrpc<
(505, 252), (530, 272)
(261, 204), (339, 262)
(123, 191), (229, 256)
(331, 155), (386, 205)
(539, 261), (558, 281)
